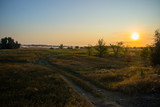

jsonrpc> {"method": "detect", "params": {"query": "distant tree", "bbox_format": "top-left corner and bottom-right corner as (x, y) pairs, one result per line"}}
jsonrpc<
(110, 42), (123, 57)
(80, 47), (84, 49)
(95, 39), (108, 57)
(67, 46), (73, 49)
(59, 44), (63, 49)
(150, 30), (160, 66)
(0, 37), (20, 49)
(75, 46), (79, 49)
(86, 45), (93, 56)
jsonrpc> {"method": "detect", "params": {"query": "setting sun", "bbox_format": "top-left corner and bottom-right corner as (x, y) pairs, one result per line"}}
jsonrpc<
(131, 32), (139, 40)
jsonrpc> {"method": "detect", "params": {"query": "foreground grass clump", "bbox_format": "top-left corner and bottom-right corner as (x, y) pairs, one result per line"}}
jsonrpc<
(115, 67), (160, 95)
(52, 54), (160, 95)
(0, 64), (92, 107)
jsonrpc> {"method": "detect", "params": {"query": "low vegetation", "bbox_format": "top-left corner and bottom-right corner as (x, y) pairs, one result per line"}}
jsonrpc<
(86, 45), (93, 56)
(110, 42), (123, 57)
(54, 67), (102, 97)
(0, 49), (93, 107)
(1, 30), (160, 106)
(0, 49), (46, 63)
(51, 53), (160, 95)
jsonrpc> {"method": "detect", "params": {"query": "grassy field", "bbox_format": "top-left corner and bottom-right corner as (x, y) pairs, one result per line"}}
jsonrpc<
(0, 49), (92, 107)
(51, 49), (160, 95)
(0, 49), (46, 63)
(1, 48), (160, 106)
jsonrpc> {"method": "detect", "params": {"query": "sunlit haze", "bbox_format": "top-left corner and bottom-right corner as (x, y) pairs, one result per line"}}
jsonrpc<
(0, 0), (160, 46)
(131, 32), (139, 40)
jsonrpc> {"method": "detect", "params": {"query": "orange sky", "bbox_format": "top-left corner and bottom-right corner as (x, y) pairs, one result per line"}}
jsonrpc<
(0, 0), (159, 47)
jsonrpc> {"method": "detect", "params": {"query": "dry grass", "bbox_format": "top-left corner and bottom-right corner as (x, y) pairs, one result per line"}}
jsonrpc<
(0, 49), (93, 107)
(0, 49), (46, 63)
(51, 53), (160, 95)
(1, 48), (160, 107)
(55, 67), (102, 97)
(0, 63), (93, 107)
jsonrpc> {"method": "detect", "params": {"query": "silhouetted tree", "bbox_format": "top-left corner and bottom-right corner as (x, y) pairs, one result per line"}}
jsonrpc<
(75, 46), (79, 49)
(67, 46), (73, 49)
(86, 45), (93, 56)
(150, 30), (160, 66)
(110, 42), (123, 57)
(0, 37), (21, 49)
(59, 44), (63, 49)
(95, 39), (107, 57)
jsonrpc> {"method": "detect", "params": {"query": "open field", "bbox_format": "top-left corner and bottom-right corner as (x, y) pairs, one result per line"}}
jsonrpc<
(51, 54), (160, 95)
(0, 49), (92, 107)
(1, 0), (160, 106)
(0, 48), (160, 107)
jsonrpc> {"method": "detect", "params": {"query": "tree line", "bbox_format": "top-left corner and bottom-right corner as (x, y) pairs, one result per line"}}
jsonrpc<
(86, 39), (128, 57)
(1, 30), (160, 66)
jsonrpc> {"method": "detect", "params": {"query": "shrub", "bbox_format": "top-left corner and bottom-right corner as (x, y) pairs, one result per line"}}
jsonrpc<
(110, 42), (123, 57)
(86, 45), (93, 56)
(95, 39), (108, 57)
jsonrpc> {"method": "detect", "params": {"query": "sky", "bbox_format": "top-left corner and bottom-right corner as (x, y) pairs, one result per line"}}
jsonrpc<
(0, 0), (160, 46)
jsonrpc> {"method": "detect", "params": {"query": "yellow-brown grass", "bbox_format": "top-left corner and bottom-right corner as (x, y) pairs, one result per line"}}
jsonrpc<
(51, 54), (160, 95)
(0, 49), (93, 107)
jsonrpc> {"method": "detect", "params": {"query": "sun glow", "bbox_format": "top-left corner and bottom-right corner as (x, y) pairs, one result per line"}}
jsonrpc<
(131, 32), (139, 40)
